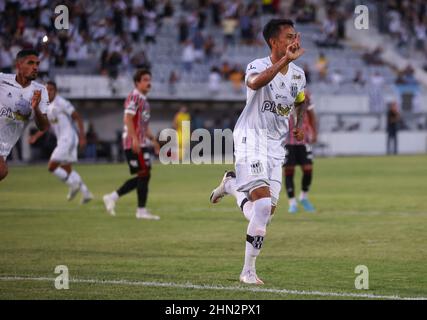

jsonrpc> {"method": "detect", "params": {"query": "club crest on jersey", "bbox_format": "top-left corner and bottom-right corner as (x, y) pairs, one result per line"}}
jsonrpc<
(292, 74), (302, 80)
(290, 83), (298, 98)
(261, 100), (292, 117)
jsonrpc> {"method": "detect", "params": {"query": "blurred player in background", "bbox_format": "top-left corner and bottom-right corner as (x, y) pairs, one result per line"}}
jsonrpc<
(0, 49), (49, 181)
(103, 69), (160, 220)
(173, 105), (191, 161)
(283, 88), (317, 214)
(29, 81), (93, 203)
(210, 19), (306, 284)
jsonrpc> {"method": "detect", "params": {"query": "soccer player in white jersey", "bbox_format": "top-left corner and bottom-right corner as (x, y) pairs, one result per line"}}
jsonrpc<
(0, 49), (49, 181)
(29, 81), (93, 203)
(210, 19), (307, 284)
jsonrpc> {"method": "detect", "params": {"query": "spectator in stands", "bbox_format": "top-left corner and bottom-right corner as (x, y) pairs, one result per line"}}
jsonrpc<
(369, 71), (385, 131)
(414, 18), (426, 52)
(352, 70), (366, 87)
(203, 34), (217, 62)
(386, 101), (400, 155)
(144, 7), (158, 44)
(38, 46), (51, 80)
(0, 44), (13, 73)
(362, 46), (384, 66)
(330, 69), (344, 87)
(192, 30), (205, 63)
(85, 122), (99, 161)
(315, 52), (328, 82)
(208, 66), (222, 94)
(292, 0), (317, 24)
(168, 70), (179, 95)
(181, 40), (195, 73)
(178, 15), (190, 44)
(220, 61), (232, 80)
(131, 49), (151, 70)
(315, 10), (342, 48)
(222, 10), (238, 47)
(127, 10), (140, 42)
(229, 64), (245, 94)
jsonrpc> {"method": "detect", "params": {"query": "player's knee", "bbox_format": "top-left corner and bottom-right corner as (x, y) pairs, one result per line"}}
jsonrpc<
(253, 197), (271, 218)
(302, 165), (312, 173)
(284, 167), (295, 176)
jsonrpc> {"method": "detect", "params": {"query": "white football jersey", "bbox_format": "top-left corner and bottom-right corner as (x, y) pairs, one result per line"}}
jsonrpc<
(233, 57), (306, 160)
(47, 95), (78, 141)
(0, 73), (49, 158)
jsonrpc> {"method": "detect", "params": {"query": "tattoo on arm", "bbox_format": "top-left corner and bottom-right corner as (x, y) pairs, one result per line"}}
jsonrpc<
(295, 102), (305, 128)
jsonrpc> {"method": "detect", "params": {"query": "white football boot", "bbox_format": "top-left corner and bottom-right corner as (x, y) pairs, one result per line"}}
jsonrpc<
(103, 194), (116, 216)
(67, 181), (81, 201)
(239, 269), (264, 285)
(81, 192), (94, 205)
(136, 208), (160, 220)
(209, 171), (236, 204)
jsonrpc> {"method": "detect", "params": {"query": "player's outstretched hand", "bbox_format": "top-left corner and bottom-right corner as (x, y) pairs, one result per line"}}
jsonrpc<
(293, 128), (304, 142)
(285, 33), (305, 62)
(31, 90), (42, 109)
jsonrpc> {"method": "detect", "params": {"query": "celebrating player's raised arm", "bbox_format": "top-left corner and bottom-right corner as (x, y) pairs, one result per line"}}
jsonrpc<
(247, 33), (305, 91)
(31, 90), (49, 131)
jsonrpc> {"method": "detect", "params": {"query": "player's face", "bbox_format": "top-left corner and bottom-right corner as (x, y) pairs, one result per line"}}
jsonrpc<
(273, 26), (297, 57)
(46, 84), (57, 102)
(16, 55), (40, 81)
(136, 74), (152, 94)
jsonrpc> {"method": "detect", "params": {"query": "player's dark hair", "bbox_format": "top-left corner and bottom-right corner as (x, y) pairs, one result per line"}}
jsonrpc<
(263, 19), (295, 49)
(16, 49), (39, 60)
(46, 80), (57, 89)
(133, 69), (152, 84)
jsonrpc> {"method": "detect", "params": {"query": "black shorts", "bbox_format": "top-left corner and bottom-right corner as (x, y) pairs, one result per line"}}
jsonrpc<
(125, 147), (153, 175)
(284, 144), (313, 167)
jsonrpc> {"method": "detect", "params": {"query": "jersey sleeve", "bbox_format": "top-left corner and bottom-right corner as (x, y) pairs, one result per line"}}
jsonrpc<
(62, 98), (75, 116)
(39, 86), (49, 114)
(244, 59), (265, 85)
(124, 94), (137, 115)
(294, 73), (307, 104)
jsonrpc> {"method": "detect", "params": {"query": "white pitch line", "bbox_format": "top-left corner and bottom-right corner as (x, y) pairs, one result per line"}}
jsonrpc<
(1, 276), (426, 300)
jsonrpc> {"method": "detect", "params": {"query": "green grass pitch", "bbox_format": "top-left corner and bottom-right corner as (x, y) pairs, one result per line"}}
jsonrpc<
(0, 155), (426, 299)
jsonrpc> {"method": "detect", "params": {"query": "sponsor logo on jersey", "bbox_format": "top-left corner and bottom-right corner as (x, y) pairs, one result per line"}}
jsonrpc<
(248, 64), (256, 71)
(275, 94), (287, 100)
(0, 107), (30, 121)
(7, 92), (12, 98)
(261, 100), (292, 117)
(280, 81), (286, 89)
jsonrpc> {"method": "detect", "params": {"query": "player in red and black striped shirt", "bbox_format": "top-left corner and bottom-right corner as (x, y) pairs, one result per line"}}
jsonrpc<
(103, 69), (160, 220)
(283, 88), (317, 213)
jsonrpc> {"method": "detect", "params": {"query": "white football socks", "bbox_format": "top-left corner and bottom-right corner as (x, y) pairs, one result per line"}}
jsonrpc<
(52, 167), (68, 182)
(299, 192), (308, 201)
(224, 177), (252, 220)
(68, 170), (91, 196)
(244, 197), (271, 272)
